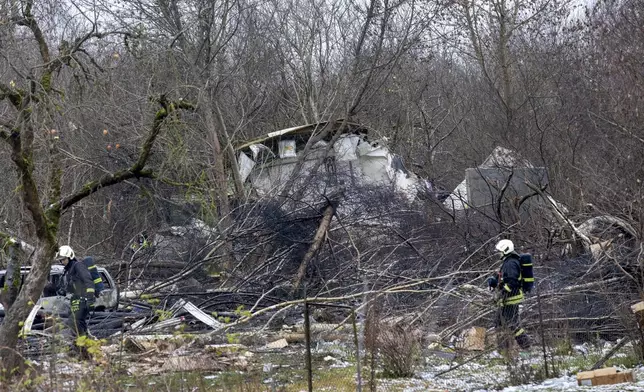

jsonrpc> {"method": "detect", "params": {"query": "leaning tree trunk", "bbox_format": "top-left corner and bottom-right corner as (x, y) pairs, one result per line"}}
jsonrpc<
(0, 241), (57, 374)
(292, 196), (340, 295)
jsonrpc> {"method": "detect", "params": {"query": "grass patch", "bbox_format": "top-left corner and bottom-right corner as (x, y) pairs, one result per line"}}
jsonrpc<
(605, 352), (642, 369)
(282, 366), (355, 391)
(281, 366), (439, 392)
(551, 346), (641, 376)
(554, 353), (601, 374)
(117, 370), (268, 391)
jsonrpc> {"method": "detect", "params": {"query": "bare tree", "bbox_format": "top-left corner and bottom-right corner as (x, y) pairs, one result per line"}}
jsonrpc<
(0, 0), (195, 373)
(444, 0), (572, 144)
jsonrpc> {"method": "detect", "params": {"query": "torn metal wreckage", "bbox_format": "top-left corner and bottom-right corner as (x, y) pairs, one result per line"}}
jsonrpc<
(16, 294), (225, 357)
(235, 120), (431, 202)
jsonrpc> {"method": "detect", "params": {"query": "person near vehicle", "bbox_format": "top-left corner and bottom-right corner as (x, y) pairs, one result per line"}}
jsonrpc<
(487, 239), (531, 354)
(56, 245), (95, 341)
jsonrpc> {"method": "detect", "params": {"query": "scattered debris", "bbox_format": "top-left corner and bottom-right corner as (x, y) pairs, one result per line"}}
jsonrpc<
(139, 316), (185, 332)
(294, 322), (348, 334)
(264, 338), (289, 350)
(182, 300), (223, 329)
(123, 337), (146, 353)
(21, 295), (227, 344)
(276, 332), (306, 343)
(205, 344), (248, 355)
(161, 355), (220, 372)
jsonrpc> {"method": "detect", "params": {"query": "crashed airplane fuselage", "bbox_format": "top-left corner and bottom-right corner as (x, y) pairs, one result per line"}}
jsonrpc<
(236, 121), (421, 201)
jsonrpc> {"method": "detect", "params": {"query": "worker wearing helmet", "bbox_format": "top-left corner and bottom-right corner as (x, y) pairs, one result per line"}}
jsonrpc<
(56, 245), (95, 345)
(487, 239), (531, 354)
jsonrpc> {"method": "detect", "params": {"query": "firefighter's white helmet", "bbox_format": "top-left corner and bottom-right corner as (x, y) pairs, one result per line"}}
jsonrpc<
(56, 245), (75, 260)
(495, 239), (514, 256)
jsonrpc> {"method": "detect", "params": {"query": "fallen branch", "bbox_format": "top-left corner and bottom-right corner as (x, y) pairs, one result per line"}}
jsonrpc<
(591, 336), (631, 370)
(292, 195), (340, 294)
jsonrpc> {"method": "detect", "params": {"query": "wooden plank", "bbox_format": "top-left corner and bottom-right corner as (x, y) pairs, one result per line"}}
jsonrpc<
(594, 373), (621, 386)
(593, 367), (617, 377)
(577, 370), (595, 386)
(576, 370), (594, 380)
(577, 369), (634, 386)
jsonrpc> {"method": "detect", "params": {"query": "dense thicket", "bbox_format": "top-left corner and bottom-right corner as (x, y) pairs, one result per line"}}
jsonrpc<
(1, 0), (643, 372)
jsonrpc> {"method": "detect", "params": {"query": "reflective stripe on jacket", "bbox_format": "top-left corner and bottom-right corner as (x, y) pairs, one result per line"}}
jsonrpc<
(83, 256), (104, 294)
(498, 253), (523, 306)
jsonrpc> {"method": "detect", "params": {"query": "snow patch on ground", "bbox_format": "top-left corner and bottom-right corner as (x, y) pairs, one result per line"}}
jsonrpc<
(414, 349), (644, 391)
(498, 375), (578, 391)
(420, 359), (509, 391)
(499, 375), (644, 391)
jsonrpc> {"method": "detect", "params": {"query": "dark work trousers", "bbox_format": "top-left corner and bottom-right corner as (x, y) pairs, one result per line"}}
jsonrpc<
(68, 298), (90, 338)
(496, 304), (531, 351)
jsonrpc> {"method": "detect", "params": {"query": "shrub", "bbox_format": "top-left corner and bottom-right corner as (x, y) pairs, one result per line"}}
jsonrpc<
(377, 323), (421, 378)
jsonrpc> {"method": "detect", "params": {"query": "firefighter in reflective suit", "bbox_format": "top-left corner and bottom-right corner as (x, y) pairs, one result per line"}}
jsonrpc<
(56, 245), (95, 348)
(488, 239), (531, 355)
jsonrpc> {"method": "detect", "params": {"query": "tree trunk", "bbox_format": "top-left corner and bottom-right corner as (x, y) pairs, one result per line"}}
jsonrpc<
(497, 0), (514, 138)
(202, 96), (235, 270)
(203, 101), (232, 222)
(0, 242), (56, 374)
(0, 243), (21, 311)
(214, 102), (245, 200)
